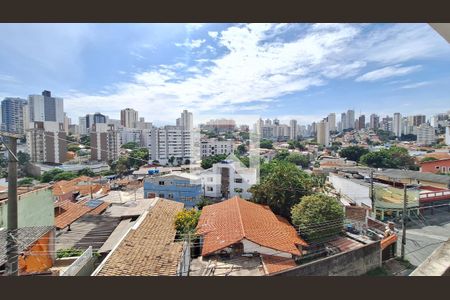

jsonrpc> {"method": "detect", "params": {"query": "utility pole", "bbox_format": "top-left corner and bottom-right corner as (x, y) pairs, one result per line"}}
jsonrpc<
(370, 169), (375, 217)
(2, 133), (19, 276)
(401, 184), (408, 260)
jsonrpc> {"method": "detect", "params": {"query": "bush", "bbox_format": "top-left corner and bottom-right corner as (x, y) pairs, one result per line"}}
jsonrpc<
(56, 248), (84, 258)
(174, 209), (201, 235)
(18, 177), (34, 186)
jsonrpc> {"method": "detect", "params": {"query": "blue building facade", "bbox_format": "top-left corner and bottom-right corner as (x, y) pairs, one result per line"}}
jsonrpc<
(143, 173), (202, 208)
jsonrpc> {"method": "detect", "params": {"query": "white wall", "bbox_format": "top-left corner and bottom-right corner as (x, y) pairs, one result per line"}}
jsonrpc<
(242, 239), (292, 258)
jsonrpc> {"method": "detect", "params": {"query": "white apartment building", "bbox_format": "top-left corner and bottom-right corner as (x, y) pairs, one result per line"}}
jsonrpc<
(201, 159), (257, 200)
(177, 109), (194, 131)
(347, 110), (355, 130)
(120, 127), (143, 145)
(393, 113), (402, 137)
(316, 119), (330, 146)
(289, 120), (298, 140)
(149, 125), (193, 165)
(26, 121), (67, 164)
(200, 138), (234, 158)
(90, 123), (120, 162)
(28, 90), (64, 124)
(327, 113), (336, 132)
(416, 123), (436, 146)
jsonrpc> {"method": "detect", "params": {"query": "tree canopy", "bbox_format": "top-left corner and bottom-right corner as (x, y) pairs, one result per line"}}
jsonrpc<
(249, 160), (312, 219)
(259, 139), (273, 149)
(360, 146), (415, 169)
(339, 146), (369, 162)
(201, 154), (227, 169)
(291, 193), (344, 242)
(420, 156), (438, 163)
(121, 142), (140, 150)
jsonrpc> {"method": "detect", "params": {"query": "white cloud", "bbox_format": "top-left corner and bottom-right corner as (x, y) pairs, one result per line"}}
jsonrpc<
(64, 23), (450, 124)
(0, 74), (19, 83)
(175, 39), (206, 49)
(355, 64), (421, 82)
(400, 81), (431, 89)
(186, 23), (205, 32)
(208, 31), (218, 39)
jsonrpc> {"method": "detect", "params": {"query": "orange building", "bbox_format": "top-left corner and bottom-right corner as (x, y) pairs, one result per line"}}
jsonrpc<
(420, 158), (450, 174)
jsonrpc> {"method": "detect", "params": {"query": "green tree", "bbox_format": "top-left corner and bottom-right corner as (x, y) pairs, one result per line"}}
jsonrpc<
(359, 146), (415, 169)
(273, 149), (290, 161)
(17, 151), (30, 166)
(121, 142), (139, 150)
(291, 194), (344, 242)
(260, 139), (273, 149)
(236, 144), (247, 155)
(286, 153), (309, 168)
(421, 157), (438, 163)
(53, 171), (78, 182)
(201, 154), (227, 169)
(67, 144), (81, 152)
(18, 177), (34, 186)
(174, 209), (201, 235)
(77, 168), (95, 177)
(196, 197), (214, 210)
(41, 168), (64, 183)
(129, 148), (149, 168)
(339, 146), (369, 162)
(80, 135), (90, 147)
(249, 160), (312, 219)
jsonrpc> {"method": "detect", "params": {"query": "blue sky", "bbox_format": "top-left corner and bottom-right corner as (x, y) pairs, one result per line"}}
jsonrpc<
(1, 23), (450, 126)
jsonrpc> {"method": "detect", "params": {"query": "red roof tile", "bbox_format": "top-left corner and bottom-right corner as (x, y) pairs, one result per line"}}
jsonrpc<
(196, 196), (306, 257)
(261, 254), (297, 275)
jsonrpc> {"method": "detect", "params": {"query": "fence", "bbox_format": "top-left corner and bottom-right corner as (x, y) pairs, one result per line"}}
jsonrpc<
(60, 246), (93, 276)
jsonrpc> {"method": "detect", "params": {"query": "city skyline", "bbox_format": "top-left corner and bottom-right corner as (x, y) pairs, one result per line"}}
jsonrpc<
(1, 23), (450, 126)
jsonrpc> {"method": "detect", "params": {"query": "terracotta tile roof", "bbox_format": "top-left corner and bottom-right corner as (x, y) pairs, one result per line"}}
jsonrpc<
(326, 236), (364, 252)
(55, 200), (92, 229)
(87, 201), (111, 215)
(96, 198), (184, 276)
(196, 196), (305, 257)
(261, 254), (297, 275)
(55, 198), (111, 229)
(420, 158), (450, 165)
(423, 152), (450, 160)
(52, 176), (106, 197)
(381, 234), (398, 250)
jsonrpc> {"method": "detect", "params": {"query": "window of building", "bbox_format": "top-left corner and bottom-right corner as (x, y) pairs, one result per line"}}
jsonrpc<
(159, 181), (165, 185)
(435, 166), (440, 170)
(159, 193), (165, 198)
(167, 193), (174, 199)
(234, 188), (243, 193)
(207, 187), (214, 192)
(234, 178), (243, 183)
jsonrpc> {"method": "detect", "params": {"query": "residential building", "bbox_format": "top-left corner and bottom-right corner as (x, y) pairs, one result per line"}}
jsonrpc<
(416, 123), (436, 146)
(316, 119), (330, 146)
(289, 119), (298, 139)
(347, 109), (355, 130)
(135, 117), (152, 130)
(0, 186), (54, 228)
(68, 124), (80, 135)
(341, 112), (347, 130)
(27, 121), (68, 164)
(420, 158), (450, 174)
(119, 127), (144, 145)
(393, 113), (402, 137)
(1, 97), (27, 134)
(0, 226), (56, 276)
(90, 123), (120, 162)
(28, 90), (64, 124)
(380, 115), (393, 132)
(327, 113), (336, 132)
(201, 158), (257, 200)
(143, 173), (202, 208)
(195, 196), (307, 274)
(369, 114), (379, 130)
(202, 119), (236, 133)
(200, 138), (234, 158)
(78, 116), (88, 135)
(358, 114), (366, 131)
(413, 115), (426, 127)
(63, 113), (70, 133)
(445, 126), (450, 145)
(149, 125), (193, 165)
(178, 109), (193, 130)
(120, 108), (138, 128)
(93, 199), (185, 276)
